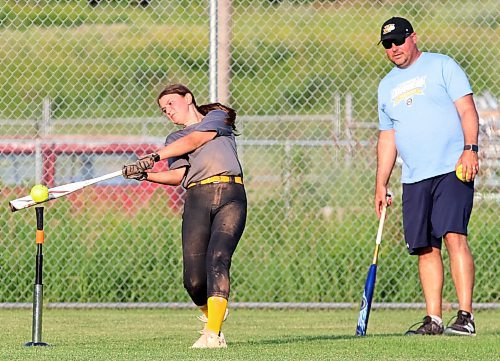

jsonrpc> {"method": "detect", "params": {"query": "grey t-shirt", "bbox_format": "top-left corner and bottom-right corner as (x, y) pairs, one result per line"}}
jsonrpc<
(165, 109), (242, 188)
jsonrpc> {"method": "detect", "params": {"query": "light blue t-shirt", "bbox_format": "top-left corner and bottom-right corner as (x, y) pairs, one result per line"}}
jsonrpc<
(378, 52), (473, 183)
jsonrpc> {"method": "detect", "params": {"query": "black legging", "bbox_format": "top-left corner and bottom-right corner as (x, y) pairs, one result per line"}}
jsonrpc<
(181, 182), (247, 306)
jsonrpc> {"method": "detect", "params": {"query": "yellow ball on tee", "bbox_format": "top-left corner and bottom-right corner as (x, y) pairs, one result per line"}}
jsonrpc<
(30, 184), (49, 202)
(455, 164), (470, 182)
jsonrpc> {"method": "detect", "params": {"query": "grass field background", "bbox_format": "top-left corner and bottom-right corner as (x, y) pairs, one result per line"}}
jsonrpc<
(1, 308), (499, 360)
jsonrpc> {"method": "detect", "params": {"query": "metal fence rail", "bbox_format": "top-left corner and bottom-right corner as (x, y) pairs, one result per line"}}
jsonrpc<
(1, 302), (499, 310)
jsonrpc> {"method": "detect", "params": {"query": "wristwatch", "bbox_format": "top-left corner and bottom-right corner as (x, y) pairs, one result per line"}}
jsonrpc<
(463, 144), (479, 152)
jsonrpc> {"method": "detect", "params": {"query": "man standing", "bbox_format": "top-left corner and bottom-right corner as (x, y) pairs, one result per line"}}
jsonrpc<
(375, 17), (479, 336)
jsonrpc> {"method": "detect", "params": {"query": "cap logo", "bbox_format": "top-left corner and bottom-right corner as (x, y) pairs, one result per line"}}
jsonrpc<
(383, 24), (395, 35)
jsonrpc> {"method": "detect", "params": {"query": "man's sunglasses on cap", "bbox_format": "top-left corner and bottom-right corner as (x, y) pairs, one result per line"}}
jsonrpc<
(381, 34), (410, 49)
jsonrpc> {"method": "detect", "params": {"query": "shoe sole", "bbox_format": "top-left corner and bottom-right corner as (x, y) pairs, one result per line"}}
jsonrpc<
(190, 340), (228, 349)
(191, 331), (228, 349)
(444, 329), (476, 336)
(190, 344), (227, 349)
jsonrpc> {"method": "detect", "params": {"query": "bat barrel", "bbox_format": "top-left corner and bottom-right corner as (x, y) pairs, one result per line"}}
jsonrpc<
(355, 263), (378, 336)
(9, 170), (123, 213)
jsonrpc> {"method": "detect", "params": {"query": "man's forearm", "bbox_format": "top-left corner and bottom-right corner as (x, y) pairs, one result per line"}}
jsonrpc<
(456, 94), (479, 146)
(376, 130), (397, 188)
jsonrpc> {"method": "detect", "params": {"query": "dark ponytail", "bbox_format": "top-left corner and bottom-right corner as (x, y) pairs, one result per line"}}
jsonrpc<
(197, 103), (237, 132)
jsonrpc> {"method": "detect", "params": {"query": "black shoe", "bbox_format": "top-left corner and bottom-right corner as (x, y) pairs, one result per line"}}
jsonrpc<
(405, 316), (444, 335)
(444, 310), (476, 336)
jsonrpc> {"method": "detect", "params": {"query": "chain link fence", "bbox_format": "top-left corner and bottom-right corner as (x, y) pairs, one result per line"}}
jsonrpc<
(0, 1), (498, 306)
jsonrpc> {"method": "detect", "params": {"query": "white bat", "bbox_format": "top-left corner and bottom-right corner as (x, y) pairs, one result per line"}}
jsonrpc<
(9, 170), (123, 212)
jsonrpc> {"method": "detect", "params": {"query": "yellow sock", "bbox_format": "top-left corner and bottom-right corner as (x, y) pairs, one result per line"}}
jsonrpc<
(206, 296), (228, 334)
(199, 304), (208, 318)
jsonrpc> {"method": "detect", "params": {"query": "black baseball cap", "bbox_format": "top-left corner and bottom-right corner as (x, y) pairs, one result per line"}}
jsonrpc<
(379, 17), (414, 42)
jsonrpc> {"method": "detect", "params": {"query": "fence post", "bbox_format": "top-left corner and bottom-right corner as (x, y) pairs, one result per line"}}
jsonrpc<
(284, 141), (291, 217)
(42, 97), (51, 137)
(333, 93), (341, 162)
(209, 0), (232, 103)
(218, 0), (232, 104)
(334, 92), (341, 139)
(209, 0), (218, 102)
(35, 97), (51, 183)
(345, 92), (353, 163)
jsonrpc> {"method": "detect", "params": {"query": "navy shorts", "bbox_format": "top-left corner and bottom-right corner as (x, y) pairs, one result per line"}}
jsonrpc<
(402, 171), (474, 255)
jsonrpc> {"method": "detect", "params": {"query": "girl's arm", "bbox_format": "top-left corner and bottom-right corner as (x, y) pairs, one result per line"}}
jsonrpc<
(157, 131), (217, 161)
(145, 167), (186, 186)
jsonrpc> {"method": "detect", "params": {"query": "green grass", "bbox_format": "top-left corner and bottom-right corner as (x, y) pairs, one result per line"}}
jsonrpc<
(0, 308), (499, 360)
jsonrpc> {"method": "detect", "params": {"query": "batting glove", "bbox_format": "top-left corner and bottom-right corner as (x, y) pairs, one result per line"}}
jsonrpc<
(136, 153), (160, 171)
(122, 164), (148, 181)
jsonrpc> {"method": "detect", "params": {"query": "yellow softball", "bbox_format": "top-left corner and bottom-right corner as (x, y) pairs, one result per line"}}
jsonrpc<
(30, 184), (49, 202)
(455, 164), (470, 182)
